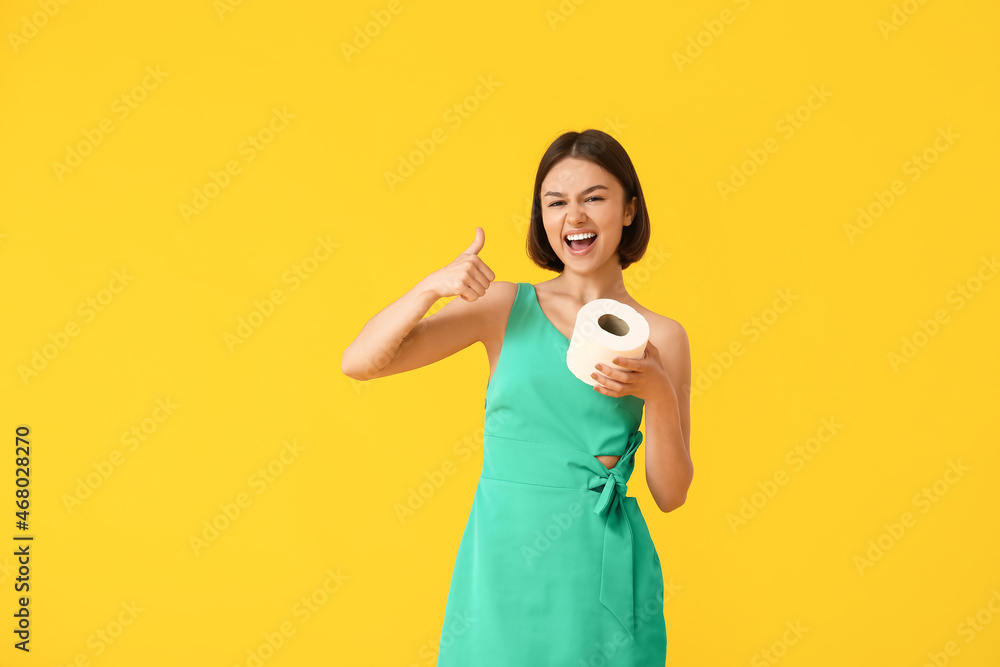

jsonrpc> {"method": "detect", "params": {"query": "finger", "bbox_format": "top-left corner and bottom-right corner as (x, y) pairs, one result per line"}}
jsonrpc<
(454, 268), (488, 300)
(595, 363), (633, 384)
(609, 355), (640, 371)
(475, 257), (497, 282)
(444, 275), (468, 297)
(458, 275), (488, 301)
(459, 284), (479, 301)
(465, 264), (492, 295)
(463, 227), (485, 256)
(592, 373), (624, 394)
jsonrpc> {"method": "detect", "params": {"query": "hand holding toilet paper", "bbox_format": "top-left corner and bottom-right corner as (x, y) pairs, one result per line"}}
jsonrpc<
(566, 298), (650, 387)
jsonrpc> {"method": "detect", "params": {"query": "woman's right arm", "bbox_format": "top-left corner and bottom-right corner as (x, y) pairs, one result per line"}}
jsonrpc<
(340, 227), (496, 382)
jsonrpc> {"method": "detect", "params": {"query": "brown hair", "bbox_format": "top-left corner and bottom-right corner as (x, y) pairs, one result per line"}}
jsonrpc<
(526, 129), (651, 272)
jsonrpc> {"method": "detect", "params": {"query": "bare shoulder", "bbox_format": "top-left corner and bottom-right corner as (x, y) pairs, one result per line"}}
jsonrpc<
(629, 300), (690, 367)
(630, 300), (687, 344)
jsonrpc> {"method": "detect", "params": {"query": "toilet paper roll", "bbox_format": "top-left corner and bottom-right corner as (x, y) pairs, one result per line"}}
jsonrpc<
(566, 298), (650, 387)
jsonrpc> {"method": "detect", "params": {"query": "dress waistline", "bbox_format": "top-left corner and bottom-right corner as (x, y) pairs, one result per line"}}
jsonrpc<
(480, 430), (645, 639)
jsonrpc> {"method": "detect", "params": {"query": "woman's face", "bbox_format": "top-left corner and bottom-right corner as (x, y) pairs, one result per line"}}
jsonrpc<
(539, 157), (636, 271)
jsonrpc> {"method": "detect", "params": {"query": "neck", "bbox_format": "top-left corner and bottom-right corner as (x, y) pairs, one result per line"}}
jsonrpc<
(550, 261), (629, 303)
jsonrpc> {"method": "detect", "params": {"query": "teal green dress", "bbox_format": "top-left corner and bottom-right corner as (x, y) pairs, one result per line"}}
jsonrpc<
(437, 282), (667, 665)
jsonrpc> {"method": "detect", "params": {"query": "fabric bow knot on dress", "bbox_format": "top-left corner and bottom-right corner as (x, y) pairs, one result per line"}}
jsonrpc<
(589, 429), (645, 641)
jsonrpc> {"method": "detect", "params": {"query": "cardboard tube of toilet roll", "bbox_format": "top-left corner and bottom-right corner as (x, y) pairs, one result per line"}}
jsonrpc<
(565, 298), (650, 387)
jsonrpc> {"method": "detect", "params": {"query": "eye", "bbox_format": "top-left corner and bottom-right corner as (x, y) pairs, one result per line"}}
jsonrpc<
(547, 196), (604, 207)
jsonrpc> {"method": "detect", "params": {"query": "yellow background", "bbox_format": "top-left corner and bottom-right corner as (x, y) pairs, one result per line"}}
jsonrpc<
(1, 0), (998, 664)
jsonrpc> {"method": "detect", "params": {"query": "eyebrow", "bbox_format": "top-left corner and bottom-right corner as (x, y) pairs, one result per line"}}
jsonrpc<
(542, 184), (610, 198)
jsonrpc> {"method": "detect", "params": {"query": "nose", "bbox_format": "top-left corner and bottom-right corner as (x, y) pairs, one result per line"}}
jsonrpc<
(566, 200), (587, 224)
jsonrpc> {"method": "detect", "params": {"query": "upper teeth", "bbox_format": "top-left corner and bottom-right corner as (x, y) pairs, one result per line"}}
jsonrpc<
(567, 232), (596, 241)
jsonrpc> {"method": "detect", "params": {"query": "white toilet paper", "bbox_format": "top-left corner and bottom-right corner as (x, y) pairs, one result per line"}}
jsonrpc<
(565, 298), (650, 387)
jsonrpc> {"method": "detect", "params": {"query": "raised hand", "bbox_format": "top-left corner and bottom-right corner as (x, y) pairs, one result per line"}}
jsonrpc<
(423, 227), (496, 302)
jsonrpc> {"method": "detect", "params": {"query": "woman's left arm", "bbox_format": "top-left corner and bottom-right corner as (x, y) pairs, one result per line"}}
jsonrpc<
(592, 321), (693, 512)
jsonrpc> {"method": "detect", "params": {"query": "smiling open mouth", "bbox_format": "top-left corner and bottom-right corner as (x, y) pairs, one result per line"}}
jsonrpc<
(565, 231), (597, 251)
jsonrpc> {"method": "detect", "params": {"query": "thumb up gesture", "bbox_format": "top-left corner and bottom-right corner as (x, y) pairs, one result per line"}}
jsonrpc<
(423, 227), (496, 302)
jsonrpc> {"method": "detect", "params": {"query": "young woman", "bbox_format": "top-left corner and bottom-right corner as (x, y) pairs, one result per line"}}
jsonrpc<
(342, 129), (693, 665)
